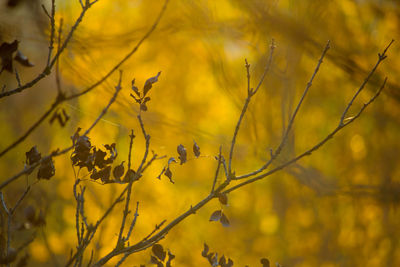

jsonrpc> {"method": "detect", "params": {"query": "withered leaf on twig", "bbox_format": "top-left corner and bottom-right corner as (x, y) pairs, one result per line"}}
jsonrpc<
(193, 140), (201, 157)
(164, 167), (174, 184)
(143, 71), (161, 96)
(177, 144), (187, 165)
(113, 161), (125, 181)
(0, 40), (18, 72)
(152, 244), (166, 262)
(260, 258), (270, 267)
(37, 157), (55, 180)
(209, 210), (222, 222)
(91, 166), (112, 183)
(209, 210), (230, 227)
(25, 146), (41, 166)
(218, 193), (228, 205)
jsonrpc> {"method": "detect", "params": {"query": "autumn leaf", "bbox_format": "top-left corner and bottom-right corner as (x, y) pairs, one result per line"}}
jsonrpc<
(177, 144), (187, 165)
(143, 71), (161, 96)
(209, 210), (222, 222)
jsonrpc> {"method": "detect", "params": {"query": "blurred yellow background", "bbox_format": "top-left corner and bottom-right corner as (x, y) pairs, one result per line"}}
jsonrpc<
(1, 0), (400, 266)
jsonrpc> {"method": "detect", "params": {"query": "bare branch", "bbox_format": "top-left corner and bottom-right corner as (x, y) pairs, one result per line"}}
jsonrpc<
(223, 77), (389, 195)
(116, 129), (137, 247)
(228, 40), (275, 176)
(340, 39), (394, 125)
(46, 0), (56, 68)
(211, 146), (222, 193)
(234, 40), (331, 180)
(125, 202), (140, 241)
(56, 18), (64, 94)
(14, 67), (21, 87)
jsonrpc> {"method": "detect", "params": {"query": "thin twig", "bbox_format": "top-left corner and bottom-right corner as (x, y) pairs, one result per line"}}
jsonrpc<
(115, 253), (130, 267)
(227, 40), (275, 176)
(15, 67), (21, 87)
(141, 220), (167, 243)
(211, 146), (222, 193)
(127, 130), (135, 170)
(141, 153), (166, 173)
(116, 129), (136, 247)
(46, 0), (56, 68)
(10, 186), (31, 214)
(136, 114), (151, 174)
(82, 71), (123, 136)
(125, 202), (140, 241)
(73, 179), (82, 244)
(56, 18), (64, 94)
(340, 39), (394, 125)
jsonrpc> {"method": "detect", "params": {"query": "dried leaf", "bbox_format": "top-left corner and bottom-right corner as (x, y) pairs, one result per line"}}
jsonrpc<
(152, 244), (166, 261)
(219, 255), (226, 266)
(0, 40), (18, 72)
(14, 50), (34, 67)
(143, 71), (161, 96)
(211, 253), (218, 267)
(193, 140), (200, 157)
(209, 210), (222, 222)
(177, 144), (187, 165)
(168, 157), (177, 165)
(201, 243), (209, 257)
(25, 146), (41, 166)
(94, 149), (108, 169)
(37, 157), (55, 180)
(260, 258), (270, 267)
(220, 212), (230, 227)
(164, 167), (174, 184)
(74, 136), (91, 153)
(140, 103), (148, 111)
(218, 193), (228, 205)
(143, 96), (151, 104)
(113, 161), (125, 181)
(91, 166), (111, 183)
(104, 143), (117, 161)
